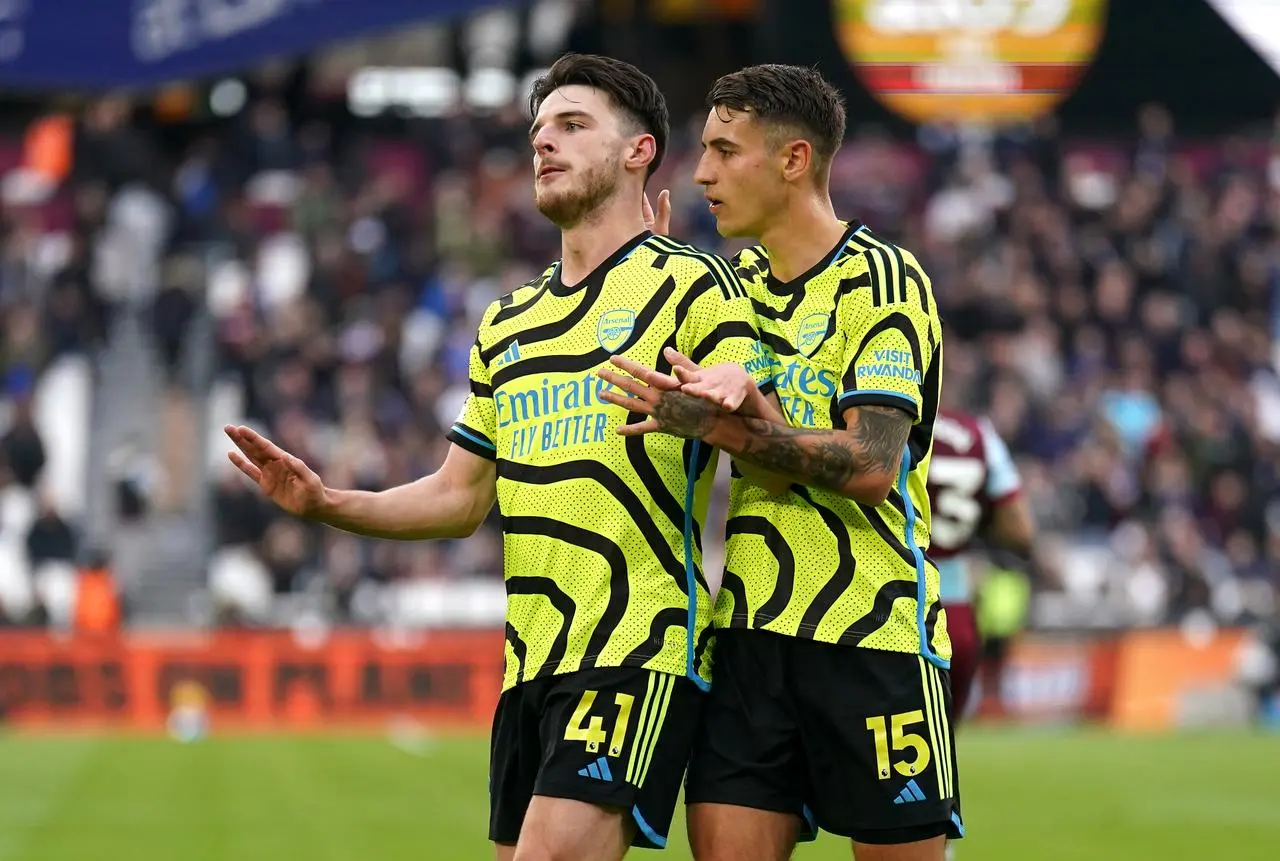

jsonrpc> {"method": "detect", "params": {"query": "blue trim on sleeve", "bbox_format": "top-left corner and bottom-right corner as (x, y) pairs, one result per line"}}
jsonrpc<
(683, 440), (711, 691)
(838, 389), (919, 409)
(899, 444), (949, 669)
(449, 424), (496, 451)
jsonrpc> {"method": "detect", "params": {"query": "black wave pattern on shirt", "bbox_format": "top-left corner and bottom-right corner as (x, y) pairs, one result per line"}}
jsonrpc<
(834, 311), (925, 428)
(858, 498), (918, 568)
(624, 272), (717, 589)
(492, 271), (555, 325)
(923, 590), (942, 654)
(762, 329), (800, 359)
(622, 606), (687, 669)
(724, 515), (796, 628)
(489, 275), (677, 388)
(504, 574), (576, 680)
(717, 569), (751, 627)
(752, 279), (806, 322)
(505, 622), (528, 681)
(841, 312), (924, 387)
(503, 515), (630, 673)
(907, 342), (943, 469)
(693, 622), (714, 676)
(688, 320), (761, 367)
(497, 459), (690, 593)
(481, 274), (599, 365)
(838, 578), (917, 647)
(792, 487), (859, 636)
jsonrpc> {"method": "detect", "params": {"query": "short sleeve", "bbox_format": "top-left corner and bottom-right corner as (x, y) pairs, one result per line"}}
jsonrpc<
(446, 327), (499, 460)
(678, 258), (778, 394)
(835, 249), (932, 422)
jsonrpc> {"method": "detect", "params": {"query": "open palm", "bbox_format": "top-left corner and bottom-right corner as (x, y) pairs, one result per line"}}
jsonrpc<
(224, 424), (327, 518)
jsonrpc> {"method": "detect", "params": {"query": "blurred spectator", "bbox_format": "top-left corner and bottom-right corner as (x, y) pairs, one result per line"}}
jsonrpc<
(1, 397), (45, 489)
(26, 493), (76, 567)
(5, 85), (1275, 632)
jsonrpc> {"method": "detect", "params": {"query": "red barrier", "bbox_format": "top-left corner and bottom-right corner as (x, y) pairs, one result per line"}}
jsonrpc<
(0, 629), (506, 731)
(0, 627), (1248, 732)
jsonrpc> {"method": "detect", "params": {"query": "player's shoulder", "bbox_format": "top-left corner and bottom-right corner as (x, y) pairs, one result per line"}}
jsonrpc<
(840, 225), (928, 281)
(637, 234), (746, 300)
(480, 263), (558, 330)
(932, 409), (985, 457)
(840, 225), (938, 324)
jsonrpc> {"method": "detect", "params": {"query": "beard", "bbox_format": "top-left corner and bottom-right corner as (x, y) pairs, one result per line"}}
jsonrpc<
(535, 156), (621, 228)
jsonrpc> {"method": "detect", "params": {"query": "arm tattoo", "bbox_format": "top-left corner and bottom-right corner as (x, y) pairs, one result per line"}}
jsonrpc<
(652, 390), (719, 439)
(733, 405), (912, 493)
(850, 406), (914, 474)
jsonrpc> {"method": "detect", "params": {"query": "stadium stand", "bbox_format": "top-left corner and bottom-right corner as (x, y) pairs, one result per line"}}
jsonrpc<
(0, 88), (1276, 635)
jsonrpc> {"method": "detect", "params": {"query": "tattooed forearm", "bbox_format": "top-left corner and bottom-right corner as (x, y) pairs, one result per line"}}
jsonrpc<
(652, 390), (719, 439)
(850, 406), (914, 473)
(721, 405), (912, 496)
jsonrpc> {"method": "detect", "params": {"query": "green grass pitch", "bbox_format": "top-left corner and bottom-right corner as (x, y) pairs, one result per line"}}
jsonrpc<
(0, 728), (1274, 860)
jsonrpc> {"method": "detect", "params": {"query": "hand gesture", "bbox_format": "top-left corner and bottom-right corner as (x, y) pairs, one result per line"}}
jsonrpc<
(642, 189), (671, 236)
(596, 356), (718, 439)
(664, 347), (753, 412)
(225, 425), (328, 518)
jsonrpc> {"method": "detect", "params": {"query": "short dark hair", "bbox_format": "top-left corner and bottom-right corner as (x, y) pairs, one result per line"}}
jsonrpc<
(706, 65), (846, 170)
(529, 53), (669, 178)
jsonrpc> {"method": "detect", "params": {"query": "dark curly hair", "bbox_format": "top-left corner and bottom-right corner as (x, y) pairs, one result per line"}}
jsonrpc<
(529, 53), (669, 178)
(706, 64), (847, 178)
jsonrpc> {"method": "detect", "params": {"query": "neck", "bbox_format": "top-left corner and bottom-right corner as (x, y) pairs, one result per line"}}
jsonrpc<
(559, 193), (647, 285)
(758, 193), (847, 283)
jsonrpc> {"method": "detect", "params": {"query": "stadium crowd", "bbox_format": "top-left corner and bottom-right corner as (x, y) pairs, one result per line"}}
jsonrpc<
(0, 86), (1277, 631)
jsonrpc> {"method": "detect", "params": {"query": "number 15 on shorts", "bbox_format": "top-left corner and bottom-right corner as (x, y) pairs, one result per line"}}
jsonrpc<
(866, 706), (956, 799)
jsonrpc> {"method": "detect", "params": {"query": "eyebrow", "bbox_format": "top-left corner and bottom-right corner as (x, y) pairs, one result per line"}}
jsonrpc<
(529, 110), (592, 142)
(702, 136), (738, 150)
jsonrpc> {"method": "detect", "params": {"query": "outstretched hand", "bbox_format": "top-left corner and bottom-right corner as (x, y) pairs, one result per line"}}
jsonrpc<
(642, 189), (671, 236)
(596, 355), (719, 440)
(664, 347), (754, 412)
(225, 425), (328, 518)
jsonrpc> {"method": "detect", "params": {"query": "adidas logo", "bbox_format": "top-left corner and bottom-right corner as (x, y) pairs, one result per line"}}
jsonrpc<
(494, 341), (521, 369)
(577, 756), (614, 782)
(893, 778), (927, 805)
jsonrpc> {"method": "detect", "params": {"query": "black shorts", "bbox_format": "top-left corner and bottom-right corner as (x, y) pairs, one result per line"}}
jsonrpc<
(489, 666), (704, 849)
(685, 629), (963, 845)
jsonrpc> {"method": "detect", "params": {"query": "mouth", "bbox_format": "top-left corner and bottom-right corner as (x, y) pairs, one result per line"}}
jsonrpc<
(705, 196), (724, 214)
(538, 165), (566, 179)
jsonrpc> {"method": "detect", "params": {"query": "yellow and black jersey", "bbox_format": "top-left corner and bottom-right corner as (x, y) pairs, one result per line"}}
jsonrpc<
(448, 231), (774, 691)
(720, 222), (951, 666)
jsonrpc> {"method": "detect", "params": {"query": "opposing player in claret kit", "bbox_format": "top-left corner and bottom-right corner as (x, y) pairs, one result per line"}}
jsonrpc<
(927, 405), (1035, 721)
(226, 52), (777, 861)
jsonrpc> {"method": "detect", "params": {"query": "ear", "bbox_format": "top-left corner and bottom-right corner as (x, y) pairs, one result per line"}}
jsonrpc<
(626, 133), (657, 174)
(780, 138), (813, 183)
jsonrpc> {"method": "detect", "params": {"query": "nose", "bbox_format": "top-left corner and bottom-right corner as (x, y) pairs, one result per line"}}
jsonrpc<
(532, 126), (556, 155)
(693, 151), (713, 187)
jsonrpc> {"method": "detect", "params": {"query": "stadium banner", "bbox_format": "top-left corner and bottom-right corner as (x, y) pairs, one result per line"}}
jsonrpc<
(0, 629), (505, 731)
(832, 0), (1108, 125)
(0, 0), (506, 91)
(992, 633), (1118, 722)
(1106, 627), (1249, 730)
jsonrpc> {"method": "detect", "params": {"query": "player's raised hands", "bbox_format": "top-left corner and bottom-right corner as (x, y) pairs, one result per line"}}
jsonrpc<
(664, 347), (754, 412)
(642, 188), (671, 236)
(224, 425), (328, 517)
(597, 355), (718, 440)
